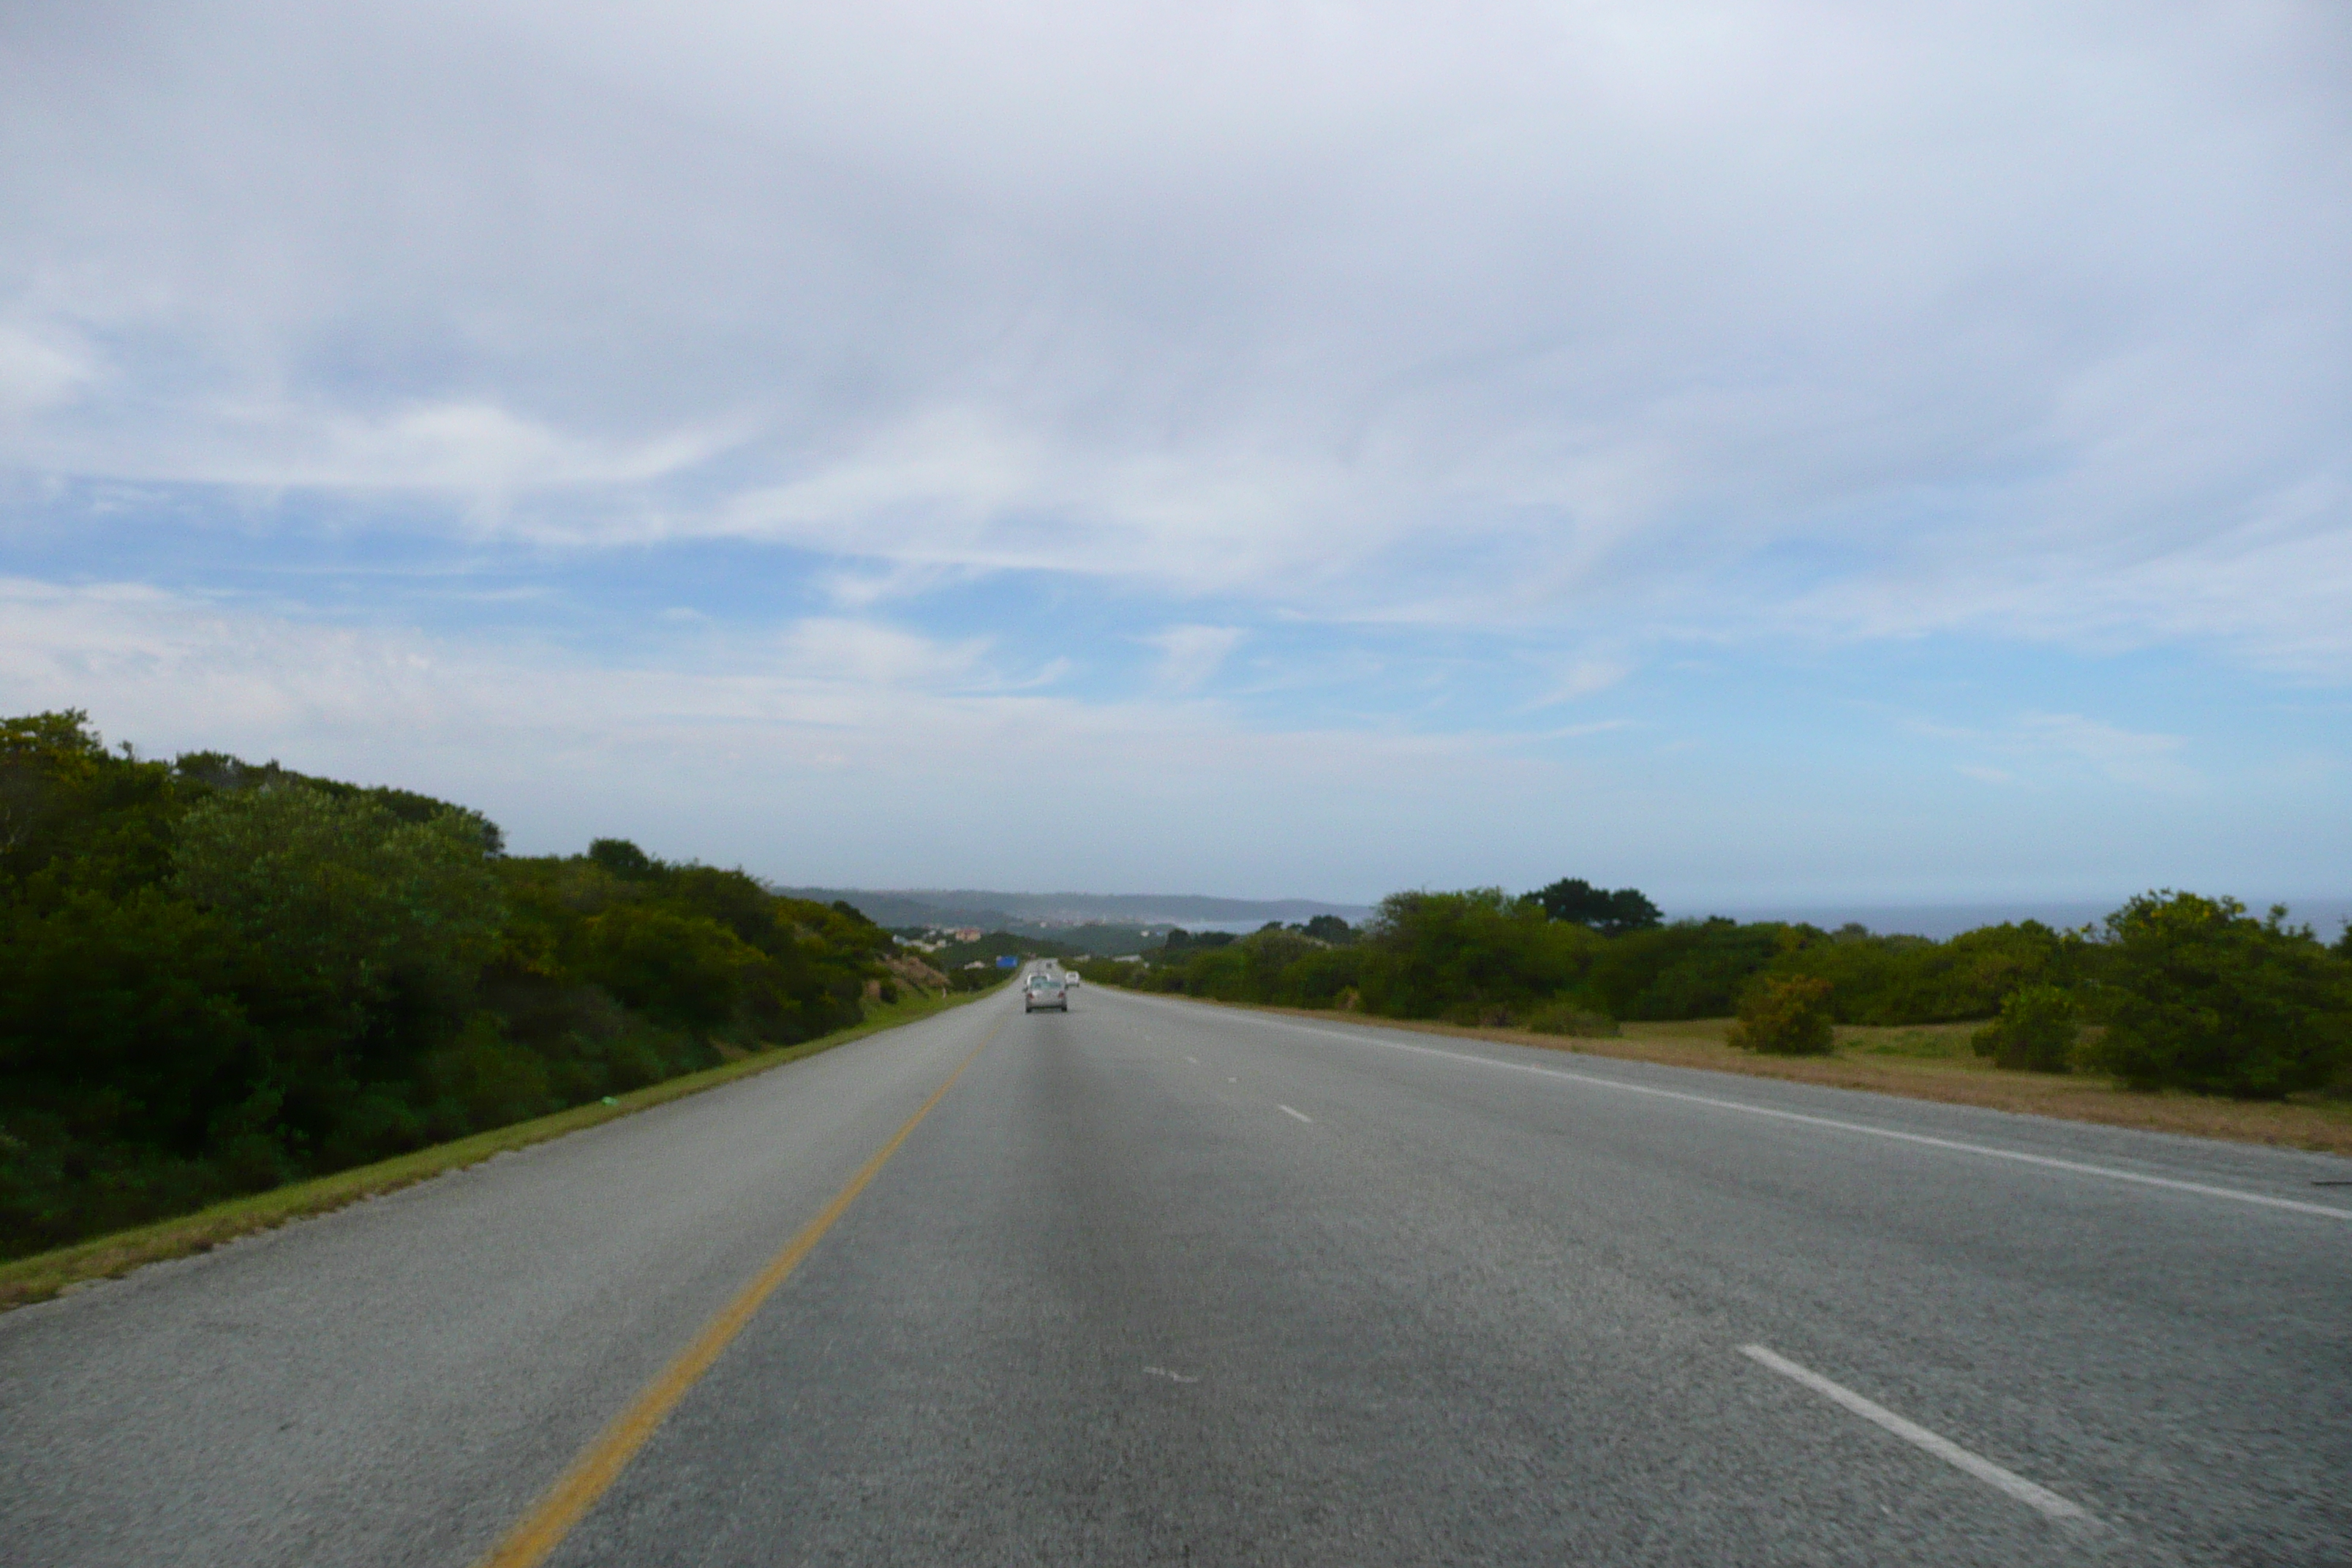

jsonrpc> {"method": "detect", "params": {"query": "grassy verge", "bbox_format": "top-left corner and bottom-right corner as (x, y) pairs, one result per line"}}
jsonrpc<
(1147, 994), (2352, 1157)
(0, 985), (996, 1313)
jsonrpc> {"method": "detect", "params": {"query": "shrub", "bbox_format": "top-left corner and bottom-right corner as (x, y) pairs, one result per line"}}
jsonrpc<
(1970, 984), (2078, 1072)
(1588, 919), (1786, 1021)
(1728, 975), (1835, 1055)
(421, 1014), (552, 1137)
(1358, 889), (1598, 1018)
(1271, 945), (1366, 1006)
(570, 905), (756, 1034)
(2074, 892), (2352, 1099)
(1520, 1000), (1620, 1038)
(1775, 920), (2068, 1025)
(173, 783), (504, 1010)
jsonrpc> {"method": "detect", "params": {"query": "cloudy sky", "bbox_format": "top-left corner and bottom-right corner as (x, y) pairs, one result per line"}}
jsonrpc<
(2, 1), (2345, 908)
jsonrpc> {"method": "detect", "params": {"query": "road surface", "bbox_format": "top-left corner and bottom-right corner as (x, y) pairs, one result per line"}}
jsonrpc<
(4, 979), (2347, 1565)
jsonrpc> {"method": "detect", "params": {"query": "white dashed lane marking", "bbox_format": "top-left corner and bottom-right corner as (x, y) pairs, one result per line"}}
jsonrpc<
(1741, 1346), (2095, 1526)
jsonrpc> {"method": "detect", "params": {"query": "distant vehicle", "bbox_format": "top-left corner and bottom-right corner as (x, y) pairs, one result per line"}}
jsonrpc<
(1063, 971), (1080, 987)
(1022, 973), (1068, 1012)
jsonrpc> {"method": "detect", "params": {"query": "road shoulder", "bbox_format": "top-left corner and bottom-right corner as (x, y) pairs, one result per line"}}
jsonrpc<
(1112, 990), (2352, 1157)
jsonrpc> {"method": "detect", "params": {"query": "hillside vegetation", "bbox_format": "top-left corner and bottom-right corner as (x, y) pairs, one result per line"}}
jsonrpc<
(1083, 882), (2352, 1101)
(0, 712), (914, 1262)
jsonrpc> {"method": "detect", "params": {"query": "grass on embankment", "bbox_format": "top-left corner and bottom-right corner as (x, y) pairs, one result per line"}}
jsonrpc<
(1163, 997), (2352, 1158)
(0, 986), (995, 1313)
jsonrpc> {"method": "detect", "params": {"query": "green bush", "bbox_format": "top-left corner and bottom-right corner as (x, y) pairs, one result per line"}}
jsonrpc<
(1970, 984), (2078, 1072)
(1357, 889), (1599, 1019)
(1588, 919), (1786, 1020)
(1074, 959), (1147, 989)
(1520, 1000), (1620, 1037)
(2074, 892), (2352, 1099)
(173, 782), (505, 1012)
(569, 905), (756, 1034)
(421, 1014), (553, 1136)
(0, 712), (905, 1261)
(1727, 975), (1836, 1055)
(1274, 944), (1368, 1006)
(1773, 920), (2069, 1025)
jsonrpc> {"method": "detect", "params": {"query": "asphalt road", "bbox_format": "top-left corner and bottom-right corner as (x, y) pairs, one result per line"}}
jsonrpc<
(4, 979), (2348, 1566)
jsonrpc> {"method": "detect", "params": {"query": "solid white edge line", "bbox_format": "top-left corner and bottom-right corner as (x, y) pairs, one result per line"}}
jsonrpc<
(1741, 1346), (2093, 1524)
(1125, 995), (2352, 1221)
(1278, 1104), (1313, 1124)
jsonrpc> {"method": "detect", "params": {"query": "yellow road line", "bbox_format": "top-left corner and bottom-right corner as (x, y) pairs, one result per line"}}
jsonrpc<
(475, 1019), (1002, 1568)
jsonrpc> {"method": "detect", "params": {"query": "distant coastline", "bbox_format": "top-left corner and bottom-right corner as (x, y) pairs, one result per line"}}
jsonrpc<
(1686, 897), (2352, 942)
(789, 885), (2351, 945)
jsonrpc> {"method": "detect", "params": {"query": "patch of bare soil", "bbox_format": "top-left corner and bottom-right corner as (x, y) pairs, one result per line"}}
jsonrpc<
(884, 954), (953, 994)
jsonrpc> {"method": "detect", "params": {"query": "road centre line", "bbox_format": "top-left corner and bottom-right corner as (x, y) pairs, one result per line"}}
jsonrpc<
(1137, 998), (2352, 1221)
(475, 1022), (1000, 1568)
(1740, 1346), (2094, 1524)
(1278, 1104), (1314, 1124)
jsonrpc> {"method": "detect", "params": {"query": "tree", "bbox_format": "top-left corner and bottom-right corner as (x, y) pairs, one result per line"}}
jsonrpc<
(1587, 919), (1784, 1019)
(569, 905), (758, 1035)
(1771, 920), (2068, 1025)
(1360, 889), (1599, 1019)
(0, 711), (108, 864)
(0, 888), (257, 1153)
(173, 784), (505, 1019)
(587, 837), (657, 881)
(1530, 878), (1662, 936)
(1301, 914), (1355, 943)
(2075, 892), (2352, 1099)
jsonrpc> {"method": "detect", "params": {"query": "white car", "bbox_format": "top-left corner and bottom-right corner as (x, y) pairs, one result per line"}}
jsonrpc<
(1022, 973), (1068, 1012)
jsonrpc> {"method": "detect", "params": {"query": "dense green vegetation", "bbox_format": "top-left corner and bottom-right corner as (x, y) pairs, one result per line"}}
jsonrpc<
(7, 704), (2346, 1259)
(1082, 885), (2352, 1100)
(0, 712), (905, 1262)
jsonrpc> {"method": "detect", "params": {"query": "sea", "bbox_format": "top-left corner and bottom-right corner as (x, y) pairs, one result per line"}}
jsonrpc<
(1684, 897), (2352, 942)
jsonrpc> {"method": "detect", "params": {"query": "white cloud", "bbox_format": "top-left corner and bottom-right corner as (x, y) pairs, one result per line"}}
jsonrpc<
(2013, 712), (2196, 793)
(19, 396), (741, 495)
(1921, 711), (2198, 794)
(282, 402), (737, 492)
(0, 0), (2341, 674)
(0, 323), (97, 416)
(1527, 656), (1633, 707)
(772, 617), (991, 688)
(1146, 625), (1246, 691)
